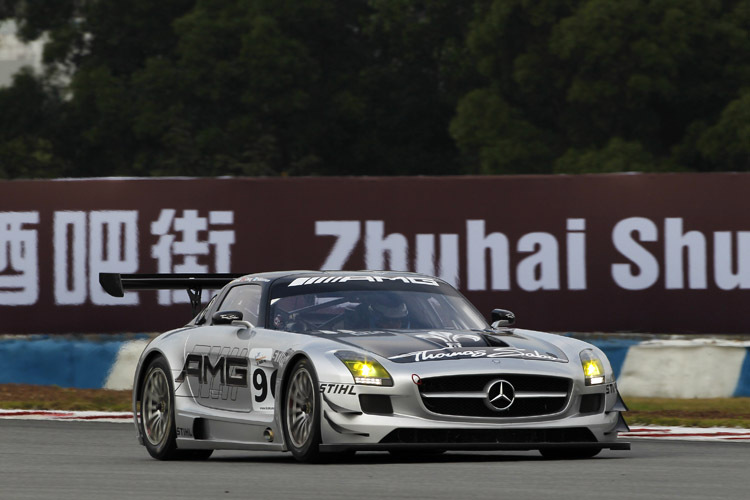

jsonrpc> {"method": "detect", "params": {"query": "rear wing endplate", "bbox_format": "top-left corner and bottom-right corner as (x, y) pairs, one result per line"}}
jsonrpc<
(99, 272), (246, 316)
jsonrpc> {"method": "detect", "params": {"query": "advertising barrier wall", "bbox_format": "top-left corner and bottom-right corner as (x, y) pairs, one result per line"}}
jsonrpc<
(1, 173), (749, 334)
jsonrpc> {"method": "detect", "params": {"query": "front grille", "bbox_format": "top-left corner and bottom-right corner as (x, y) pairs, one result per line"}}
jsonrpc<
(420, 374), (569, 393)
(380, 427), (596, 444)
(419, 374), (571, 418)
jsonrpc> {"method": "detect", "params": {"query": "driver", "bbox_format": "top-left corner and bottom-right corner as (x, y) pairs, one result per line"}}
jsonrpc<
(369, 294), (410, 329)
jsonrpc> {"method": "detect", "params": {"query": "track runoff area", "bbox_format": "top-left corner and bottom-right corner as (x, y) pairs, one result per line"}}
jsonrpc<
(1, 409), (748, 443)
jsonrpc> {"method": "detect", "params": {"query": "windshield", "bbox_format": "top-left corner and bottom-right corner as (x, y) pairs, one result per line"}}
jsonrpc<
(268, 277), (489, 333)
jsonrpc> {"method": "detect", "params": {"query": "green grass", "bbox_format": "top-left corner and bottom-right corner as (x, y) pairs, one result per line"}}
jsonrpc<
(1, 399), (132, 412)
(0, 385), (132, 412)
(624, 397), (750, 428)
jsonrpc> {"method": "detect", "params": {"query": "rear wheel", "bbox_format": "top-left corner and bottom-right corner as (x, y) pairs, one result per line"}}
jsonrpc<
(140, 357), (212, 461)
(539, 447), (601, 459)
(282, 359), (322, 463)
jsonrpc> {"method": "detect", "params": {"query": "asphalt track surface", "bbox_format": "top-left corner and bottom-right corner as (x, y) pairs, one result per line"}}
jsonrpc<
(1, 420), (748, 500)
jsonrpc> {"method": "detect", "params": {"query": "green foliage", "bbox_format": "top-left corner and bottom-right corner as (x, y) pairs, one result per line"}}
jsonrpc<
(2, 0), (750, 177)
(0, 69), (67, 178)
(452, 0), (750, 174)
(696, 90), (750, 171)
(451, 88), (556, 174)
(553, 138), (663, 174)
(0, 0), (479, 178)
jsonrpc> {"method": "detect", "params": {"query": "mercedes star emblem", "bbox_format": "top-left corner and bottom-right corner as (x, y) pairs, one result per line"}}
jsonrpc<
(484, 379), (516, 411)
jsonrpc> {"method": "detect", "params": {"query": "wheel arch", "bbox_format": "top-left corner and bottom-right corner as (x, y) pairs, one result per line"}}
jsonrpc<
(134, 349), (170, 406)
(279, 353), (315, 399)
(277, 353), (317, 446)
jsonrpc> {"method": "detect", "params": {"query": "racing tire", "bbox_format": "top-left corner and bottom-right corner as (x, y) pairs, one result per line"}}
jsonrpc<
(539, 447), (601, 459)
(139, 357), (212, 461)
(282, 359), (323, 463)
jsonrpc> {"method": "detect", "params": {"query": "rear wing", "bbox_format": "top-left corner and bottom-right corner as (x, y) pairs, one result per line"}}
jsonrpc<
(99, 272), (246, 316)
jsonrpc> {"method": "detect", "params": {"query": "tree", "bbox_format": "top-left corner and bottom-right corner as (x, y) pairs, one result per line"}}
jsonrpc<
(0, 69), (66, 178)
(0, 0), (479, 178)
(452, 0), (750, 173)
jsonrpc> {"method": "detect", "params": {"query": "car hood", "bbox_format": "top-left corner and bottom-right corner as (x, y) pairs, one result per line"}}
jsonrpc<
(321, 329), (569, 364)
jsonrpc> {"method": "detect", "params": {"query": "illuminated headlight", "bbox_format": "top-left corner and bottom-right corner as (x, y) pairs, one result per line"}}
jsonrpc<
(335, 351), (393, 387)
(580, 349), (605, 386)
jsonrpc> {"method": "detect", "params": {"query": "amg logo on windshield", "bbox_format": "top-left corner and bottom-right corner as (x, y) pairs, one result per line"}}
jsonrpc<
(289, 276), (439, 287)
(175, 354), (248, 387)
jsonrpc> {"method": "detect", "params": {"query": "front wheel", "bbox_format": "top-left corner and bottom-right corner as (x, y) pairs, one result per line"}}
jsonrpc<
(140, 357), (212, 461)
(539, 447), (601, 459)
(282, 359), (322, 463)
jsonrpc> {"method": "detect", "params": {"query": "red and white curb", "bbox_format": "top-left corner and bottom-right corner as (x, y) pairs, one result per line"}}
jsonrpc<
(621, 426), (750, 442)
(0, 409), (133, 422)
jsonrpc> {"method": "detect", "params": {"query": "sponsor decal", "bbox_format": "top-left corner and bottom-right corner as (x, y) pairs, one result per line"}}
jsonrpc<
(415, 331), (481, 348)
(271, 349), (291, 366)
(605, 383), (617, 394)
(216, 312), (241, 322)
(176, 427), (193, 437)
(389, 347), (565, 363)
(175, 353), (248, 386)
(232, 276), (270, 284)
(288, 275), (439, 287)
(315, 329), (394, 337)
(411, 374), (422, 386)
(319, 383), (357, 395)
(250, 347), (273, 366)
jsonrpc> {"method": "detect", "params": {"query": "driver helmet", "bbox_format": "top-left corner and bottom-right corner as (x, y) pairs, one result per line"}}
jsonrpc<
(369, 294), (409, 329)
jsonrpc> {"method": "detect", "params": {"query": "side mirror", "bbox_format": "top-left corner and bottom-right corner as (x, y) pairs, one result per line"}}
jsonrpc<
(491, 309), (515, 328)
(212, 310), (243, 325)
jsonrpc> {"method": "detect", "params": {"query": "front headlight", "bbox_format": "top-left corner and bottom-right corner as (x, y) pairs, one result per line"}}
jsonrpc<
(580, 349), (605, 385)
(335, 351), (393, 387)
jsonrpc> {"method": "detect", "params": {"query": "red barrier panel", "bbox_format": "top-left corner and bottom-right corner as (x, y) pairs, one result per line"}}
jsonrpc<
(1, 173), (748, 334)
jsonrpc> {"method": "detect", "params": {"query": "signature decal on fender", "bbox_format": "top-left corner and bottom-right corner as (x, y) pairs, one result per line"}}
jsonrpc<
(388, 347), (567, 363)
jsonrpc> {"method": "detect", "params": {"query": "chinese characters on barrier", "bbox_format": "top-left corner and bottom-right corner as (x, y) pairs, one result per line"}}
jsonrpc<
(151, 209), (235, 305)
(0, 212), (39, 305)
(0, 210), (235, 307)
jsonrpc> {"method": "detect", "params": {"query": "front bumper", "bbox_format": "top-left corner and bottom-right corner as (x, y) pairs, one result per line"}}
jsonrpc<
(318, 361), (630, 452)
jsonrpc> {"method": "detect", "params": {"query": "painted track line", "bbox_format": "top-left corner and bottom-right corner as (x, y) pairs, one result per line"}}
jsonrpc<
(0, 409), (132, 422)
(621, 426), (750, 442)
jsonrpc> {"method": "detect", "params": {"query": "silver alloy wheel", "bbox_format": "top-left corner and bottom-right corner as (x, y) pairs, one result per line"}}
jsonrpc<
(285, 367), (315, 449)
(143, 366), (171, 446)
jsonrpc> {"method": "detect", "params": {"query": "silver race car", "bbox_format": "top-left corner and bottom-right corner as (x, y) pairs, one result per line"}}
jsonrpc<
(100, 270), (629, 462)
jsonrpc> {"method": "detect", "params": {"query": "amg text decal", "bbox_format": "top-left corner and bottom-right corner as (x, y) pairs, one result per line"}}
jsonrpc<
(176, 353), (248, 387)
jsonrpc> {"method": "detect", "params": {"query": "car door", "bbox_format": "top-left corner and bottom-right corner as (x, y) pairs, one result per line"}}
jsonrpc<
(181, 284), (262, 412)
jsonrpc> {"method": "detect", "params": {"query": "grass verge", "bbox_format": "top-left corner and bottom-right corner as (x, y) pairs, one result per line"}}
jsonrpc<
(0, 384), (131, 412)
(625, 397), (750, 428)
